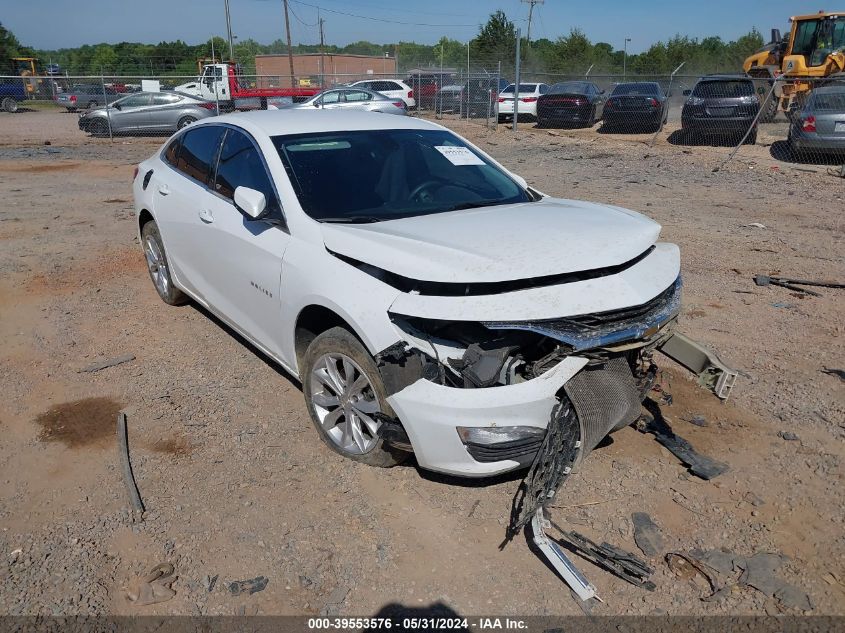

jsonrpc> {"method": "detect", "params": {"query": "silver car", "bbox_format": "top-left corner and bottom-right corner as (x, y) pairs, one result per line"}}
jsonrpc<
(788, 85), (845, 157)
(294, 88), (407, 116)
(78, 92), (217, 135)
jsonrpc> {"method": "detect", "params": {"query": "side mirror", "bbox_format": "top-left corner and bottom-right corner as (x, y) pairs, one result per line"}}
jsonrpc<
(682, 89), (691, 96)
(234, 186), (268, 220)
(112, 103), (121, 110)
(313, 101), (320, 107)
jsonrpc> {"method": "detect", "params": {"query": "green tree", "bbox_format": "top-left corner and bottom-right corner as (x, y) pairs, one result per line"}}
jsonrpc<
(472, 10), (516, 69)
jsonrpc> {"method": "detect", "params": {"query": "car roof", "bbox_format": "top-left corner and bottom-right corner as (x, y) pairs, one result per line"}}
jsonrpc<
(199, 109), (444, 137)
(811, 85), (845, 94)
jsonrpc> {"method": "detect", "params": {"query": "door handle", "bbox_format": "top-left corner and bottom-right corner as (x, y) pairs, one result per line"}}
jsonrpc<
(198, 209), (214, 224)
(157, 184), (170, 196)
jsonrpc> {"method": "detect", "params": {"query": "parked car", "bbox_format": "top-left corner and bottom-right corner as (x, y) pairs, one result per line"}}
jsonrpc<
(536, 81), (605, 128)
(496, 83), (549, 122)
(681, 75), (760, 144)
(407, 72), (452, 109)
(348, 79), (415, 108)
(602, 82), (669, 132)
(435, 84), (464, 114)
(133, 109), (686, 477)
(462, 77), (510, 118)
(0, 78), (26, 113)
(788, 85), (845, 158)
(79, 92), (217, 135)
(293, 88), (407, 116)
(57, 84), (121, 112)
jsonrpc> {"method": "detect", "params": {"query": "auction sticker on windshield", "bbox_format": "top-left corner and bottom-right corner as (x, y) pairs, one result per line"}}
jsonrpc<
(435, 145), (485, 166)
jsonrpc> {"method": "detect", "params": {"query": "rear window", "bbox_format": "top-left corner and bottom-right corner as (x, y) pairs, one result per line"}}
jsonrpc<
(810, 91), (845, 111)
(692, 80), (754, 98)
(548, 82), (592, 95)
(502, 84), (537, 94)
(612, 83), (660, 96)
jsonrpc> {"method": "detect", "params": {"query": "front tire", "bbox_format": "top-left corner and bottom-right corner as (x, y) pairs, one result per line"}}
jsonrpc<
(177, 116), (197, 129)
(141, 221), (187, 306)
(87, 118), (110, 136)
(2, 97), (18, 113)
(302, 327), (405, 468)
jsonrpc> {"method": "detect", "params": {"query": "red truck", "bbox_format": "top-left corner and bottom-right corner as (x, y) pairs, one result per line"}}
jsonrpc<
(175, 63), (320, 110)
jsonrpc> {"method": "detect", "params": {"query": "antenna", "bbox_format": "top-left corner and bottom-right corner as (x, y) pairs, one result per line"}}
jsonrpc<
(521, 0), (544, 46)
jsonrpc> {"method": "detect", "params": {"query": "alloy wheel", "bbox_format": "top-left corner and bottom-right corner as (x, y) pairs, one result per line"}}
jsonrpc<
(309, 353), (383, 454)
(144, 236), (170, 297)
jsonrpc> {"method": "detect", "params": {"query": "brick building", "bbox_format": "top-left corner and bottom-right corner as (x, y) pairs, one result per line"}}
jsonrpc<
(255, 53), (398, 88)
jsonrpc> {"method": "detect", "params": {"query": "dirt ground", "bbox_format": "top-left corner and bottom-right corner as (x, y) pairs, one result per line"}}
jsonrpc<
(0, 110), (843, 618)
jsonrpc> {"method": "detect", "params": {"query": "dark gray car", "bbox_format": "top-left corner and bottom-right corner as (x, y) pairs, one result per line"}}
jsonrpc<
(681, 75), (760, 144)
(788, 85), (845, 157)
(57, 84), (121, 112)
(293, 88), (407, 116)
(78, 92), (217, 135)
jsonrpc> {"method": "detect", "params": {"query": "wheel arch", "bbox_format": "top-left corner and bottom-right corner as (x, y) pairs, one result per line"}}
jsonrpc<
(294, 304), (373, 374)
(138, 208), (154, 236)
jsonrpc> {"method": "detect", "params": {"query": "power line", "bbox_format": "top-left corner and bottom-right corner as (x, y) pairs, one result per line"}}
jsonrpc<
(289, 0), (477, 27)
(310, 0), (476, 19)
(288, 2), (318, 27)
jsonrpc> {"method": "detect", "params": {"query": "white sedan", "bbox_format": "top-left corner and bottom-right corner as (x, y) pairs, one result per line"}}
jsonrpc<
(496, 83), (549, 122)
(133, 110), (682, 477)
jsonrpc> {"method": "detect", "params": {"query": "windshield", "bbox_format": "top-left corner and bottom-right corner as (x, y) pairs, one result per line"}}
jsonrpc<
(692, 80), (754, 98)
(548, 82), (591, 95)
(612, 83), (659, 96)
(274, 129), (530, 222)
(502, 84), (537, 94)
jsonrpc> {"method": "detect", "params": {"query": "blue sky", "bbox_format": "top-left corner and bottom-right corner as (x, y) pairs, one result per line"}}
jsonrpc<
(4, 0), (832, 51)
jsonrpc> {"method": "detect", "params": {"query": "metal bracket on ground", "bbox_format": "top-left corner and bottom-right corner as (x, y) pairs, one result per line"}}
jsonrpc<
(657, 332), (737, 400)
(530, 508), (599, 602)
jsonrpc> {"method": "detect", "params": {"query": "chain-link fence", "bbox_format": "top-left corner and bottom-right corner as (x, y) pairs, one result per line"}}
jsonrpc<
(1, 69), (843, 171)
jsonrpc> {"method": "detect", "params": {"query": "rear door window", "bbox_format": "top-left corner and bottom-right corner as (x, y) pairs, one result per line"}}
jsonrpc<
(152, 93), (181, 106)
(175, 125), (225, 185)
(213, 129), (280, 214)
(343, 90), (372, 102)
(163, 137), (181, 166)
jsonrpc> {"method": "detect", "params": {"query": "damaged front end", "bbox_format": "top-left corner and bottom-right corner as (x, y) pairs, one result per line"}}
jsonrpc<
(375, 276), (695, 477)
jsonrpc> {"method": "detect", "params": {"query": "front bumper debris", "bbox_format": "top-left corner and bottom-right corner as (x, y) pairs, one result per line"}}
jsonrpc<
(657, 331), (737, 399)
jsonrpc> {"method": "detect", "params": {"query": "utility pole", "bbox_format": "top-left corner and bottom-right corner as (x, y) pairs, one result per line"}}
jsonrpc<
(521, 0), (544, 48)
(224, 0), (235, 60)
(319, 12), (325, 88)
(623, 37), (631, 80)
(283, 0), (296, 88)
(514, 27), (521, 132)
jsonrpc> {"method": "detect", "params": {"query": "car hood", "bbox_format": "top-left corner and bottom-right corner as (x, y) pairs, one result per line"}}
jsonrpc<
(321, 198), (661, 283)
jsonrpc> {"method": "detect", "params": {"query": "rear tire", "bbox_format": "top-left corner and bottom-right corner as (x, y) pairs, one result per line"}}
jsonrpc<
(744, 129), (757, 145)
(302, 327), (406, 468)
(177, 115), (197, 129)
(2, 97), (18, 113)
(141, 221), (187, 306)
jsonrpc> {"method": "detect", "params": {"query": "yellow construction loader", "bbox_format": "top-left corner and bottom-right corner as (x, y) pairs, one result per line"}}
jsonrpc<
(744, 11), (844, 120)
